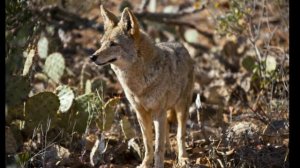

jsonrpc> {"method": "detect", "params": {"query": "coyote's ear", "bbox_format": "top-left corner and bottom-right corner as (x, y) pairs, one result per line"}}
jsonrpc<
(100, 5), (118, 31)
(119, 7), (140, 39)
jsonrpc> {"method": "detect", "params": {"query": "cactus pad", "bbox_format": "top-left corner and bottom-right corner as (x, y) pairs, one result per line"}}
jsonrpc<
(22, 49), (35, 76)
(184, 29), (199, 43)
(6, 76), (30, 107)
(242, 56), (256, 72)
(266, 56), (277, 72)
(25, 92), (60, 130)
(56, 85), (75, 113)
(37, 36), (49, 59)
(91, 77), (107, 93)
(74, 93), (102, 133)
(85, 79), (92, 94)
(102, 97), (120, 131)
(120, 117), (135, 139)
(44, 52), (65, 83)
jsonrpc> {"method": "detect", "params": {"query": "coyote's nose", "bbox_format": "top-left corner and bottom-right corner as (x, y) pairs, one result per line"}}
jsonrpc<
(90, 54), (97, 62)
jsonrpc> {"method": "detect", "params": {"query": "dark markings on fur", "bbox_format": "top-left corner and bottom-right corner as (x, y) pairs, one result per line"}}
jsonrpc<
(126, 19), (132, 31)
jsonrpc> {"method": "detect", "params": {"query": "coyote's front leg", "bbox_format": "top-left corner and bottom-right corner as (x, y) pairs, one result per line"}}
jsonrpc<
(136, 111), (153, 168)
(175, 103), (190, 167)
(154, 110), (167, 168)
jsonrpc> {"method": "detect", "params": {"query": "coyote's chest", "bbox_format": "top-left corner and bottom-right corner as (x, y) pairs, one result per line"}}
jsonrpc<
(111, 63), (171, 111)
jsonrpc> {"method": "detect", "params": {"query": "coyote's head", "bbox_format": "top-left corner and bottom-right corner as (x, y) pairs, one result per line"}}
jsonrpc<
(90, 6), (140, 68)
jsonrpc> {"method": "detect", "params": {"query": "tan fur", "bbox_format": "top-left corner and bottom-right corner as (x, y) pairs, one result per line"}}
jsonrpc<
(91, 6), (195, 168)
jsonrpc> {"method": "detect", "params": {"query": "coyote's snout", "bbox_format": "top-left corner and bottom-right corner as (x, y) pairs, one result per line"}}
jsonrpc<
(91, 5), (195, 168)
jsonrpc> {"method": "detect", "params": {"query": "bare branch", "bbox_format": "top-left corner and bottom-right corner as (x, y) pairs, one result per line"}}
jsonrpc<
(164, 20), (215, 45)
(139, 0), (150, 11)
(134, 5), (205, 20)
(30, 5), (104, 31)
(28, 4), (213, 46)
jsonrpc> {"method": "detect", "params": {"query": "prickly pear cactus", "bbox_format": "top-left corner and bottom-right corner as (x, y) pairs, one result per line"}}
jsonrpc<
(5, 76), (30, 107)
(44, 52), (65, 83)
(85, 78), (107, 94)
(74, 95), (120, 133)
(242, 56), (256, 72)
(56, 85), (75, 113)
(6, 104), (24, 123)
(25, 92), (60, 131)
(102, 97), (120, 131)
(85, 79), (92, 94)
(184, 29), (199, 43)
(265, 56), (277, 73)
(37, 36), (49, 59)
(91, 77), (107, 93)
(22, 49), (35, 76)
(75, 93), (100, 114)
(74, 93), (102, 133)
(120, 117), (135, 139)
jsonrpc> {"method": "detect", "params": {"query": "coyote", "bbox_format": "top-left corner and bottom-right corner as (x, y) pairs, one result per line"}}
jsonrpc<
(90, 5), (195, 168)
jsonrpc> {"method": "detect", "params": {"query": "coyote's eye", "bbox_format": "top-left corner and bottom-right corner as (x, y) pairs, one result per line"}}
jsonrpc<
(110, 41), (118, 47)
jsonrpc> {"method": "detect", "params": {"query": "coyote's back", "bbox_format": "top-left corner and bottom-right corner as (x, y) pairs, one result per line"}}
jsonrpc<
(153, 41), (194, 109)
(90, 5), (194, 168)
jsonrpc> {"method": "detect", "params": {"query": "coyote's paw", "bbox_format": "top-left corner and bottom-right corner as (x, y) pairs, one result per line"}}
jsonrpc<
(176, 157), (191, 168)
(136, 163), (151, 168)
(137, 155), (153, 168)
